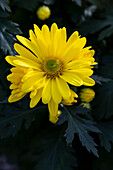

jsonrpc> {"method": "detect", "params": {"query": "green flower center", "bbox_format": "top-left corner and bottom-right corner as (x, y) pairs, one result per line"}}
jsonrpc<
(45, 59), (60, 72)
(42, 58), (64, 78)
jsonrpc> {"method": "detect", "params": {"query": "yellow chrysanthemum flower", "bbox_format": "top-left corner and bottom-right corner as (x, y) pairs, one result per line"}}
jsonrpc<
(36, 6), (51, 20)
(80, 88), (95, 103)
(6, 23), (97, 123)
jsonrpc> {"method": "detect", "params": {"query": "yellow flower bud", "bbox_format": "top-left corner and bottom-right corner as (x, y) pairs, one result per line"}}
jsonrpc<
(36, 6), (51, 20)
(81, 103), (91, 109)
(80, 88), (95, 103)
(58, 110), (62, 116)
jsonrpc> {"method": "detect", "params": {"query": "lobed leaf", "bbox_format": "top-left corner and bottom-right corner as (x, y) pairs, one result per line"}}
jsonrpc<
(79, 10), (113, 40)
(39, 0), (55, 5)
(92, 75), (111, 85)
(58, 106), (100, 157)
(14, 0), (39, 11)
(0, 105), (47, 138)
(92, 81), (113, 120)
(97, 53), (113, 79)
(72, 0), (82, 6)
(97, 121), (113, 152)
(0, 19), (22, 55)
(0, 0), (11, 12)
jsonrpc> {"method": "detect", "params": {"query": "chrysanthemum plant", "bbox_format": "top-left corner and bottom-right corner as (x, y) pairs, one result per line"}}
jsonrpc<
(5, 23), (100, 157)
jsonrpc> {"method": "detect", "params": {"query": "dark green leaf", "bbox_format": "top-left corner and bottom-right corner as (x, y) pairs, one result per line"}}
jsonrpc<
(59, 107), (100, 157)
(39, 0), (55, 5)
(0, 85), (7, 102)
(0, 0), (11, 12)
(92, 75), (111, 85)
(80, 19), (112, 35)
(79, 11), (113, 40)
(98, 25), (113, 40)
(0, 19), (22, 55)
(34, 127), (77, 170)
(66, 2), (82, 24)
(0, 105), (47, 138)
(98, 53), (113, 78)
(97, 121), (113, 152)
(72, 0), (82, 6)
(93, 149), (113, 170)
(0, 8), (10, 18)
(15, 0), (39, 11)
(92, 81), (113, 120)
(15, 0), (54, 11)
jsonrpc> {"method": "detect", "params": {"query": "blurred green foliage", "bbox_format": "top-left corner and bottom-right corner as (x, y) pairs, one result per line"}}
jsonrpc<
(0, 0), (113, 169)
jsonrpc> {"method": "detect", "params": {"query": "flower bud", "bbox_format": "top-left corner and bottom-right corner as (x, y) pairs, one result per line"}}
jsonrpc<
(81, 102), (91, 109)
(80, 88), (95, 103)
(36, 6), (51, 20)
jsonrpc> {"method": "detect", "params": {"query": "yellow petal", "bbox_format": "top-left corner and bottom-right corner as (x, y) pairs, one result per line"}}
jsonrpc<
(49, 115), (59, 124)
(62, 37), (86, 61)
(30, 88), (43, 108)
(10, 67), (26, 74)
(22, 70), (35, 82)
(16, 35), (42, 61)
(22, 72), (44, 92)
(42, 78), (51, 104)
(7, 73), (21, 84)
(82, 77), (95, 86)
(10, 84), (18, 89)
(29, 29), (47, 55)
(51, 78), (62, 103)
(80, 48), (95, 58)
(48, 23), (59, 57)
(29, 29), (37, 44)
(41, 24), (50, 44)
(30, 90), (37, 98)
(34, 24), (41, 38)
(53, 29), (65, 57)
(22, 70), (44, 83)
(8, 92), (26, 103)
(67, 69), (93, 76)
(66, 31), (79, 48)
(56, 77), (71, 100)
(50, 23), (58, 40)
(49, 31), (59, 57)
(61, 47), (80, 64)
(14, 43), (39, 63)
(59, 31), (79, 57)
(66, 60), (92, 70)
(34, 76), (46, 89)
(76, 37), (86, 49)
(5, 56), (16, 66)
(48, 98), (59, 123)
(36, 39), (48, 59)
(13, 56), (41, 70)
(60, 27), (67, 43)
(60, 72), (83, 86)
(11, 88), (21, 94)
